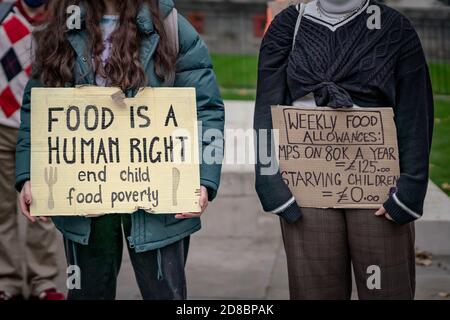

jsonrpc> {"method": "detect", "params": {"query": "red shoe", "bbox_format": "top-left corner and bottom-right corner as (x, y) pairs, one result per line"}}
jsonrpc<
(30, 288), (65, 300)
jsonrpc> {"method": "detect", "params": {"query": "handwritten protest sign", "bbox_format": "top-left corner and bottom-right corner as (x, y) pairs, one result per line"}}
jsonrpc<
(30, 87), (201, 216)
(271, 106), (400, 209)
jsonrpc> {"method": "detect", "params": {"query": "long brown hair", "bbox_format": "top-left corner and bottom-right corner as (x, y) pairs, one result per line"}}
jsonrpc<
(33, 0), (177, 90)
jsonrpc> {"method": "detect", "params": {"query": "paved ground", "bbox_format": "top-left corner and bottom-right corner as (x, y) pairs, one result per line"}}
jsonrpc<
(41, 172), (450, 300)
(17, 100), (450, 300)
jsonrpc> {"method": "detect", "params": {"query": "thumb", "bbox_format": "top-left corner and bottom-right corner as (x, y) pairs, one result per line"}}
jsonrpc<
(375, 207), (386, 216)
(201, 193), (207, 207)
(24, 185), (32, 204)
(200, 187), (208, 206)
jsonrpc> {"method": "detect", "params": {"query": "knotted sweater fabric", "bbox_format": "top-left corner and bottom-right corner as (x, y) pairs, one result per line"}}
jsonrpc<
(254, 1), (434, 224)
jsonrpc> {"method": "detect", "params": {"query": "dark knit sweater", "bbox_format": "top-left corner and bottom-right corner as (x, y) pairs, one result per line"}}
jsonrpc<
(254, 0), (434, 224)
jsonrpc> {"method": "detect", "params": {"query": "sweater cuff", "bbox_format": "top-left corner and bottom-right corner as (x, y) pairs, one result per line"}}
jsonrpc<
(278, 202), (302, 223)
(200, 178), (218, 201)
(383, 194), (421, 225)
(15, 174), (30, 193)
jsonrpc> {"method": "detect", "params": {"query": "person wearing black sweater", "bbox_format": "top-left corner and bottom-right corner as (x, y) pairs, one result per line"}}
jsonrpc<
(254, 0), (433, 299)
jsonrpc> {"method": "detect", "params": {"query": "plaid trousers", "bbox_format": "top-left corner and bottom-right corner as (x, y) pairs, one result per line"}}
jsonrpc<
(281, 208), (415, 300)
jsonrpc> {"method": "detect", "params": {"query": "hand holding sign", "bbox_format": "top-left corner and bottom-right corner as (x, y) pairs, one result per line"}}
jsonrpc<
(19, 181), (48, 222)
(175, 186), (209, 219)
(375, 206), (394, 221)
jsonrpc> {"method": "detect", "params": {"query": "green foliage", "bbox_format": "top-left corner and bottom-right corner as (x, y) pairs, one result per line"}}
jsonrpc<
(430, 98), (450, 196)
(212, 55), (450, 99)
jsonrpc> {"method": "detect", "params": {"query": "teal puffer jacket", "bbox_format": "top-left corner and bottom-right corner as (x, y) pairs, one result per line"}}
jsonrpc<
(15, 0), (224, 252)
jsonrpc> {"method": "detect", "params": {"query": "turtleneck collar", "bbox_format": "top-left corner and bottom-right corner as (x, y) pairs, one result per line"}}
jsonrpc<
(303, 0), (370, 32)
(318, 0), (367, 15)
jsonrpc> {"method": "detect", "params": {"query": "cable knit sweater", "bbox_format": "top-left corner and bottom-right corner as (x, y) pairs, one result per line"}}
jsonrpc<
(254, 0), (434, 224)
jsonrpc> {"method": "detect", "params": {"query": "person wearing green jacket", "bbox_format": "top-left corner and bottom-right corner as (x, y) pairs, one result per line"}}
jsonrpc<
(15, 0), (224, 300)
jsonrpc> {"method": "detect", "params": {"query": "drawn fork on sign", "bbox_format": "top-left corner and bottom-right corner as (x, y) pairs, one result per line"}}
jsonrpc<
(45, 167), (58, 210)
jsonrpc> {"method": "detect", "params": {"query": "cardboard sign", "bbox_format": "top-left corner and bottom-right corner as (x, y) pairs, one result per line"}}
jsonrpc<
(30, 87), (201, 216)
(271, 106), (400, 209)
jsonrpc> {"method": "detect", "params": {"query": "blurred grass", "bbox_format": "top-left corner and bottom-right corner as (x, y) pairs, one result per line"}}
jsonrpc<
(430, 63), (450, 96)
(211, 54), (257, 100)
(219, 88), (256, 101)
(211, 54), (450, 99)
(430, 98), (450, 196)
(211, 54), (258, 89)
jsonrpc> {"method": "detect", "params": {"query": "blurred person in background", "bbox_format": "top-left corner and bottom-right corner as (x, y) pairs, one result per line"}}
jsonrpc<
(0, 0), (64, 300)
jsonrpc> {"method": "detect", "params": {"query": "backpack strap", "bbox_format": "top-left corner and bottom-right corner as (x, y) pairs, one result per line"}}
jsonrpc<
(163, 8), (179, 56)
(292, 3), (306, 51)
(0, 2), (14, 24)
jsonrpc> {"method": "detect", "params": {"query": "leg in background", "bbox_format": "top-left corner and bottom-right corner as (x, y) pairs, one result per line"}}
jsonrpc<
(0, 125), (22, 297)
(26, 219), (60, 296)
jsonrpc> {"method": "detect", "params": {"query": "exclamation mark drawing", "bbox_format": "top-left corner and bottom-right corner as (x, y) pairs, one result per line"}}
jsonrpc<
(172, 168), (180, 206)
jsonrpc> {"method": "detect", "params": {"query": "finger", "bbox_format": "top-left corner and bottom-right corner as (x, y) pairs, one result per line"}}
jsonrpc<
(18, 195), (27, 214)
(187, 212), (203, 217)
(177, 213), (202, 219)
(175, 209), (204, 219)
(375, 207), (386, 216)
(39, 217), (49, 222)
(19, 197), (35, 222)
(200, 186), (209, 203)
(200, 196), (208, 209)
(385, 213), (394, 221)
(175, 215), (193, 219)
(24, 185), (32, 204)
(200, 201), (208, 213)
